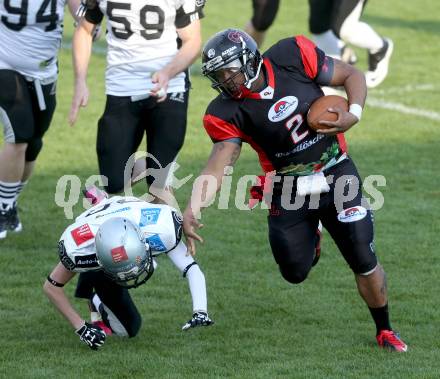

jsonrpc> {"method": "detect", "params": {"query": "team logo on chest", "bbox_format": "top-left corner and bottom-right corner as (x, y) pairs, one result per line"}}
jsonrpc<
(268, 96), (299, 122)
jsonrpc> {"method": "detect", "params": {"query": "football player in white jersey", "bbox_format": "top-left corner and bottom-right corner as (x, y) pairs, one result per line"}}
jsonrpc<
(44, 191), (213, 350)
(0, 0), (81, 239)
(69, 0), (205, 196)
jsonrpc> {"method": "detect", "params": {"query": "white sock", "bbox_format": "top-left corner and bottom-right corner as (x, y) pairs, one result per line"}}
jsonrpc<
(167, 241), (208, 313)
(15, 180), (28, 202)
(0, 180), (20, 210)
(339, 1), (384, 52)
(186, 264), (207, 313)
(312, 30), (342, 59)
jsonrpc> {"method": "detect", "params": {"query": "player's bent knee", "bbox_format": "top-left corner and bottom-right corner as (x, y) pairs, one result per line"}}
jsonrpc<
(279, 263), (310, 284)
(349, 245), (378, 275)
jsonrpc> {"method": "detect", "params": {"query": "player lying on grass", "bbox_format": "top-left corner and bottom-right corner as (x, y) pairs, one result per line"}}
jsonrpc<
(44, 187), (213, 350)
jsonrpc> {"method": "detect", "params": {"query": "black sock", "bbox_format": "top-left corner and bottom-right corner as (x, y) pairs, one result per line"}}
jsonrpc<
(369, 304), (392, 335)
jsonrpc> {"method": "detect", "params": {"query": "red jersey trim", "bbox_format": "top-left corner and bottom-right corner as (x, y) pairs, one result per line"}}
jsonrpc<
(242, 58), (276, 100)
(295, 35), (318, 79)
(247, 138), (275, 173)
(203, 114), (245, 141)
(337, 133), (348, 153)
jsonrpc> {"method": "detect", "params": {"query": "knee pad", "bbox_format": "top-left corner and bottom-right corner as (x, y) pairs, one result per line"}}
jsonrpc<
(349, 243), (378, 275)
(279, 263), (310, 284)
(25, 138), (42, 161)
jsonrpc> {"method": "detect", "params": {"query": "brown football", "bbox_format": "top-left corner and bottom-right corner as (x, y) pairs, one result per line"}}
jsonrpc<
(307, 95), (349, 131)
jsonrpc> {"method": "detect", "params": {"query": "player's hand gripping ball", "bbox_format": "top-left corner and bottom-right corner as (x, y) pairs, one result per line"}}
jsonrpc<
(307, 95), (349, 131)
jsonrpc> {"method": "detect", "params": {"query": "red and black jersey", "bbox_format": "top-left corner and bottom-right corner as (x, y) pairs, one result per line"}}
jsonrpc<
(203, 35), (347, 175)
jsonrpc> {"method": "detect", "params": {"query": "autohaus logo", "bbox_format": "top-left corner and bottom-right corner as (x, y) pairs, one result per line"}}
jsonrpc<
(268, 96), (298, 122)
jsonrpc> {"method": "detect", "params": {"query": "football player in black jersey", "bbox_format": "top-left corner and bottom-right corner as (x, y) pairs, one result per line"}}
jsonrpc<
(182, 29), (407, 352)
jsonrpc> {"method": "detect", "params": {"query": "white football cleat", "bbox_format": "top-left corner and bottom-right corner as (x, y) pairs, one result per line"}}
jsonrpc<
(365, 38), (394, 88)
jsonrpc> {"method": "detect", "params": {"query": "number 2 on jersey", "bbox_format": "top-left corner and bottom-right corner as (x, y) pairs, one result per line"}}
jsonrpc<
(285, 114), (309, 144)
(1, 0), (59, 31)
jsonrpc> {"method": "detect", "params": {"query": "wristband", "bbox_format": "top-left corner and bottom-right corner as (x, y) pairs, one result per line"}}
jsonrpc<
(349, 103), (363, 121)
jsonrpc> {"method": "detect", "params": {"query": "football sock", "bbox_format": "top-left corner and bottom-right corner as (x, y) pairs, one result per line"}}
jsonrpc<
(369, 303), (392, 335)
(0, 180), (20, 210)
(15, 180), (27, 203)
(186, 264), (208, 313)
(338, 0), (384, 53)
(312, 30), (341, 59)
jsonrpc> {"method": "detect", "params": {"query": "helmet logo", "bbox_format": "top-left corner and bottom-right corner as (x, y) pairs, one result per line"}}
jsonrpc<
(207, 48), (216, 58)
(268, 96), (299, 122)
(111, 246), (129, 263)
(221, 46), (237, 57)
(228, 30), (249, 44)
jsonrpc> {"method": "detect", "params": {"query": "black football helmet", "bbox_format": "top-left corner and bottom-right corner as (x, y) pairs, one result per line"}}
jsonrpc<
(201, 29), (263, 98)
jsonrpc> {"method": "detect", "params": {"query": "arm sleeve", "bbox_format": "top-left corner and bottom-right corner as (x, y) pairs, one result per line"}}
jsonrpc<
(175, 0), (205, 29)
(203, 114), (245, 143)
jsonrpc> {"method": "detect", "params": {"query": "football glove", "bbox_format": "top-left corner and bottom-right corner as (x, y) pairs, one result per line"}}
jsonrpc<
(75, 322), (106, 350)
(182, 312), (213, 331)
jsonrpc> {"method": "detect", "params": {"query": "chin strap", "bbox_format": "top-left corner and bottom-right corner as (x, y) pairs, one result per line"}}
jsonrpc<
(245, 58), (263, 89)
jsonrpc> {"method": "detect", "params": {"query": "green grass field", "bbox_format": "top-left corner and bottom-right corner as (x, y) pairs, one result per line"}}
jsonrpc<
(1, 0), (440, 377)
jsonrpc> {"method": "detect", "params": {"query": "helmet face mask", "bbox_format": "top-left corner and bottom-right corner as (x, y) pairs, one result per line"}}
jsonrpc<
(95, 218), (154, 289)
(202, 29), (262, 99)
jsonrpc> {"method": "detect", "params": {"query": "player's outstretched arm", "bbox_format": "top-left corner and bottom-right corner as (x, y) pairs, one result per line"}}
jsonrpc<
(183, 141), (241, 255)
(43, 262), (106, 350)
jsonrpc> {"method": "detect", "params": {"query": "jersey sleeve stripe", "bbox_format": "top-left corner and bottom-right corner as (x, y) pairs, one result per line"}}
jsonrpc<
(263, 58), (275, 88)
(337, 133), (348, 153)
(203, 114), (245, 141)
(295, 35), (319, 79)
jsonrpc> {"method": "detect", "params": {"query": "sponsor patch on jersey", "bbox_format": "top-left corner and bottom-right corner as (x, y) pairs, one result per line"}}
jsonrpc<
(146, 234), (167, 252)
(268, 96), (299, 122)
(337, 206), (367, 223)
(111, 246), (129, 263)
(71, 224), (94, 246)
(195, 0), (205, 7)
(139, 208), (161, 227)
(75, 254), (99, 269)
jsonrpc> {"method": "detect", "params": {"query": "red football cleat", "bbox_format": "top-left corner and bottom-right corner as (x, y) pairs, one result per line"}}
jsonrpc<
(376, 330), (407, 352)
(93, 320), (113, 336)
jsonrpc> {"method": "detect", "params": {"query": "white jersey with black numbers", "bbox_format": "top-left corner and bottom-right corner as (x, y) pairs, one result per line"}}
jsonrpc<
(58, 196), (183, 272)
(0, 0), (66, 81)
(85, 0), (204, 96)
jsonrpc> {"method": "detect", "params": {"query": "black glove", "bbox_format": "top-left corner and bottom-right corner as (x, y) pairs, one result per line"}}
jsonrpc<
(75, 322), (106, 350)
(182, 312), (214, 331)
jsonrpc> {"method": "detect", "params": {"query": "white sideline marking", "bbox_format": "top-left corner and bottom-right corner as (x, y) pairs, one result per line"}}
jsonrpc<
(323, 85), (440, 122)
(372, 83), (435, 95)
(366, 98), (440, 122)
